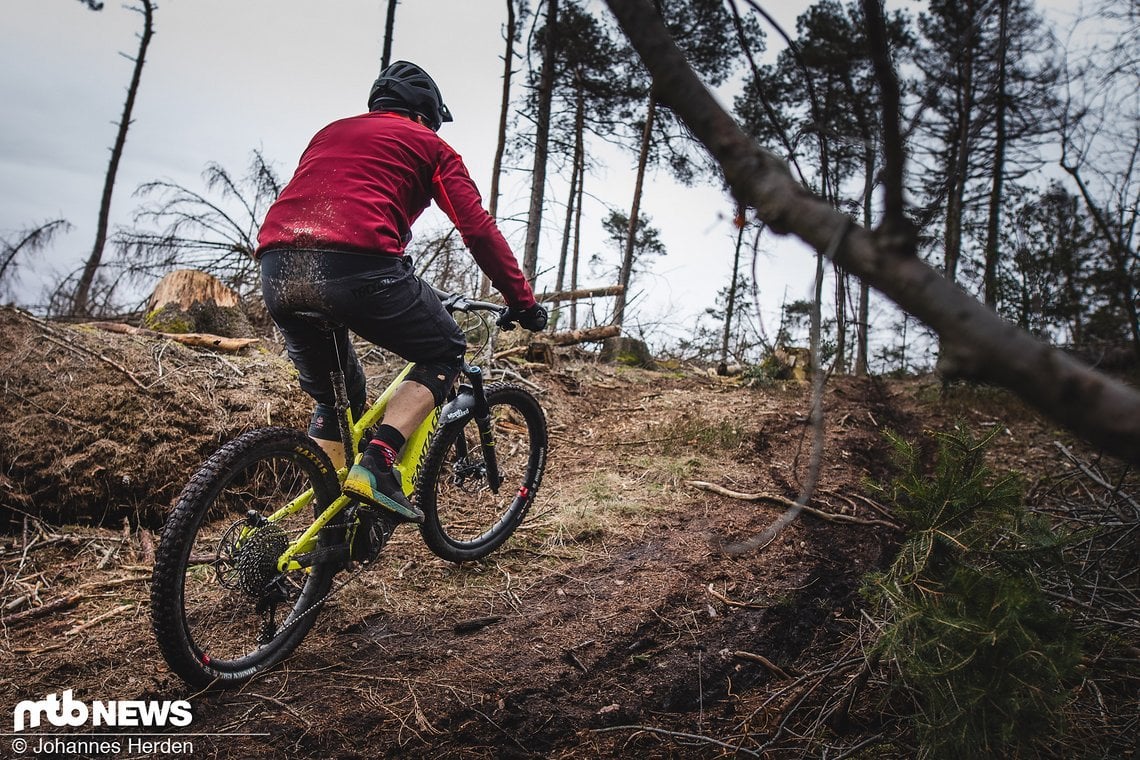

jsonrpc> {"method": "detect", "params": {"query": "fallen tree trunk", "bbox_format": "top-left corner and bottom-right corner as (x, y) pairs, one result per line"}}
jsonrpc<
(539, 285), (624, 302)
(88, 322), (260, 352)
(547, 324), (621, 346)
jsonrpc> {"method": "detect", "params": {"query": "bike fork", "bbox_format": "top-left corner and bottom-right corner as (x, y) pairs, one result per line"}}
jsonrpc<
(464, 365), (503, 493)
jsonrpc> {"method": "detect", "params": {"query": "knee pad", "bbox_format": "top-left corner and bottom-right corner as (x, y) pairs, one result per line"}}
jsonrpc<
(308, 403), (341, 441)
(407, 356), (464, 406)
(307, 397), (365, 441)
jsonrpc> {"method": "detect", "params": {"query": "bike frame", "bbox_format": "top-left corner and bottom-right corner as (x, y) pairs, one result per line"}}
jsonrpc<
(247, 290), (506, 573)
(256, 361), (432, 572)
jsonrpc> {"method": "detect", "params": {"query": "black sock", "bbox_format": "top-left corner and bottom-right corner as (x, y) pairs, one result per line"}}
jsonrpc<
(366, 424), (406, 469)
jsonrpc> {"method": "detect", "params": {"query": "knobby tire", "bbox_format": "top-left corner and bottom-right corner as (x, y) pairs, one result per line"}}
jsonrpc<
(417, 383), (547, 562)
(151, 427), (342, 689)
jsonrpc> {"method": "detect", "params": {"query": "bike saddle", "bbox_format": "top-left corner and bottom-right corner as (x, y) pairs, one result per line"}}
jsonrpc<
(293, 310), (340, 332)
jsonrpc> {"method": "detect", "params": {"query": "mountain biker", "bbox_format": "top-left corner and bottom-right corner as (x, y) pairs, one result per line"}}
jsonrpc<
(256, 60), (547, 525)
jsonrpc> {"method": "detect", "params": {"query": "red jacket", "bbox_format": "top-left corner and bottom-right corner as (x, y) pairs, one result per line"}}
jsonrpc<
(257, 112), (535, 308)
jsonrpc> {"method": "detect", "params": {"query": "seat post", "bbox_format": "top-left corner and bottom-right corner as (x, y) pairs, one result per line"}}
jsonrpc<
(328, 329), (357, 467)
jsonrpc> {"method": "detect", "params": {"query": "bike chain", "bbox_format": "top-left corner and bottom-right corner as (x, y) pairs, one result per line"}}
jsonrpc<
(259, 517), (398, 642)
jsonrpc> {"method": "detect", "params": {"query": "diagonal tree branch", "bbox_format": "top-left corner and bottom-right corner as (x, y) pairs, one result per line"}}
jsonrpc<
(601, 0), (1140, 464)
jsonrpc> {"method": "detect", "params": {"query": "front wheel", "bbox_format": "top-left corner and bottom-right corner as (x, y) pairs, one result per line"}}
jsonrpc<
(417, 383), (547, 562)
(151, 427), (342, 689)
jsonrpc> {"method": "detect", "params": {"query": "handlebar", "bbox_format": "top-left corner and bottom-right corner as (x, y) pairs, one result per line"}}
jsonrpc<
(432, 286), (506, 316)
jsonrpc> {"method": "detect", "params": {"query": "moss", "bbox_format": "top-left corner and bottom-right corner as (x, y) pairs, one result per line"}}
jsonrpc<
(143, 305), (195, 334)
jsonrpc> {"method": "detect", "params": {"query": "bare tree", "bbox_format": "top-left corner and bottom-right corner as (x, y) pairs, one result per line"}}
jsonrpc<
(71, 0), (156, 316)
(0, 220), (72, 304)
(601, 0), (1140, 464)
(381, 0), (398, 69)
(481, 0), (526, 298)
(1057, 0), (1140, 358)
(522, 0), (558, 284)
(114, 151), (281, 299)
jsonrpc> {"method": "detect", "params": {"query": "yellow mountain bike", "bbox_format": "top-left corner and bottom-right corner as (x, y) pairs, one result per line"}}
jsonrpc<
(150, 290), (547, 688)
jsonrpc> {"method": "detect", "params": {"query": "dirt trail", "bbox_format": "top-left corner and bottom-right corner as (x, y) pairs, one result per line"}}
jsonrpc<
(0, 308), (1103, 757)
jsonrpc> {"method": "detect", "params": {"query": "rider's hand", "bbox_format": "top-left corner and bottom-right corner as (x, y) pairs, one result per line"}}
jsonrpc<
(498, 303), (548, 332)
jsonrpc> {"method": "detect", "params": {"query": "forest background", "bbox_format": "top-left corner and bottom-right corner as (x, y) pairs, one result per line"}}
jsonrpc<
(3, 0), (1135, 380)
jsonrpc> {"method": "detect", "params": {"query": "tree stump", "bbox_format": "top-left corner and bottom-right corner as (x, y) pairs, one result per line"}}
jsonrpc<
(599, 336), (656, 369)
(144, 269), (253, 338)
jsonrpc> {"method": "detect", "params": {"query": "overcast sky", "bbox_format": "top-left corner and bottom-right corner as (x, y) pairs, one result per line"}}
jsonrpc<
(2, 0), (849, 343)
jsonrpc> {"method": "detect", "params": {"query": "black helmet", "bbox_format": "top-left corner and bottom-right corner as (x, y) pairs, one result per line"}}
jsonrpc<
(367, 60), (453, 131)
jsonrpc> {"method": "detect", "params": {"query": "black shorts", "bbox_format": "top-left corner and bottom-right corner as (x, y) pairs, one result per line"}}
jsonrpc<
(260, 248), (466, 410)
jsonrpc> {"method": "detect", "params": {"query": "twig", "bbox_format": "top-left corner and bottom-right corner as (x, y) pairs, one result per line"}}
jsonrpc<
(1054, 442), (1140, 517)
(0, 593), (83, 627)
(733, 650), (792, 680)
(706, 584), (767, 609)
(592, 724), (761, 758)
(564, 649), (589, 673)
(246, 692), (312, 729)
(688, 481), (901, 530)
(64, 602), (133, 636)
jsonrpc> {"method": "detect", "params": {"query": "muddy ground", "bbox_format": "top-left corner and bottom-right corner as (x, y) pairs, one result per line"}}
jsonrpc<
(0, 307), (1135, 758)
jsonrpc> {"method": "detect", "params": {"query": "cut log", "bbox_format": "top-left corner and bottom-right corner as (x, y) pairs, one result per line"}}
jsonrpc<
(547, 324), (620, 346)
(149, 269), (240, 310)
(144, 269), (253, 338)
(539, 285), (624, 302)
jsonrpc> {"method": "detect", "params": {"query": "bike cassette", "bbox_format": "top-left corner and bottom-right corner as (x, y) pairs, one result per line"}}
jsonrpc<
(229, 521), (288, 597)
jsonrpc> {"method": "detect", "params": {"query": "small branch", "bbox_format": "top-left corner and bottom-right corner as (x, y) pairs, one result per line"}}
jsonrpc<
(540, 284), (624, 302)
(1, 594), (83, 628)
(733, 650), (793, 680)
(688, 481), (901, 530)
(1054, 441), (1140, 517)
(706, 583), (766, 609)
(246, 692), (312, 729)
(592, 724), (761, 758)
(64, 602), (133, 636)
(546, 324), (621, 346)
(88, 321), (260, 352)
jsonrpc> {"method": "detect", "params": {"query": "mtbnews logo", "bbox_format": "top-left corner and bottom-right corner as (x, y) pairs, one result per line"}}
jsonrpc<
(12, 690), (192, 732)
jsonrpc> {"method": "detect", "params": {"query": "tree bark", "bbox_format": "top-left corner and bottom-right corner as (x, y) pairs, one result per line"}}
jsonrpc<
(983, 0), (1009, 307)
(381, 0), (398, 69)
(71, 0), (155, 316)
(482, 0), (519, 298)
(614, 94), (657, 327)
(601, 0), (1140, 464)
(522, 0), (559, 284)
(719, 213), (745, 371)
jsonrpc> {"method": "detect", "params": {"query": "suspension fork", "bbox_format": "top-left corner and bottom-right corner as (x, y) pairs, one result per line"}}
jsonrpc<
(465, 365), (502, 493)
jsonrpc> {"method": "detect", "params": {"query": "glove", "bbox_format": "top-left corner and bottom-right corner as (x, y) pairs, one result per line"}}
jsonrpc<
(497, 303), (548, 332)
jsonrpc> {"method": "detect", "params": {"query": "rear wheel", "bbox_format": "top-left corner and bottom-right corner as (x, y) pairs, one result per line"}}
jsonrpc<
(151, 427), (342, 688)
(417, 383), (547, 562)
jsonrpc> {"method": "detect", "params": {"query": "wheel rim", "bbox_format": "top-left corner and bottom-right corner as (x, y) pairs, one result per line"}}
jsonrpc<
(431, 398), (541, 549)
(178, 447), (334, 670)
